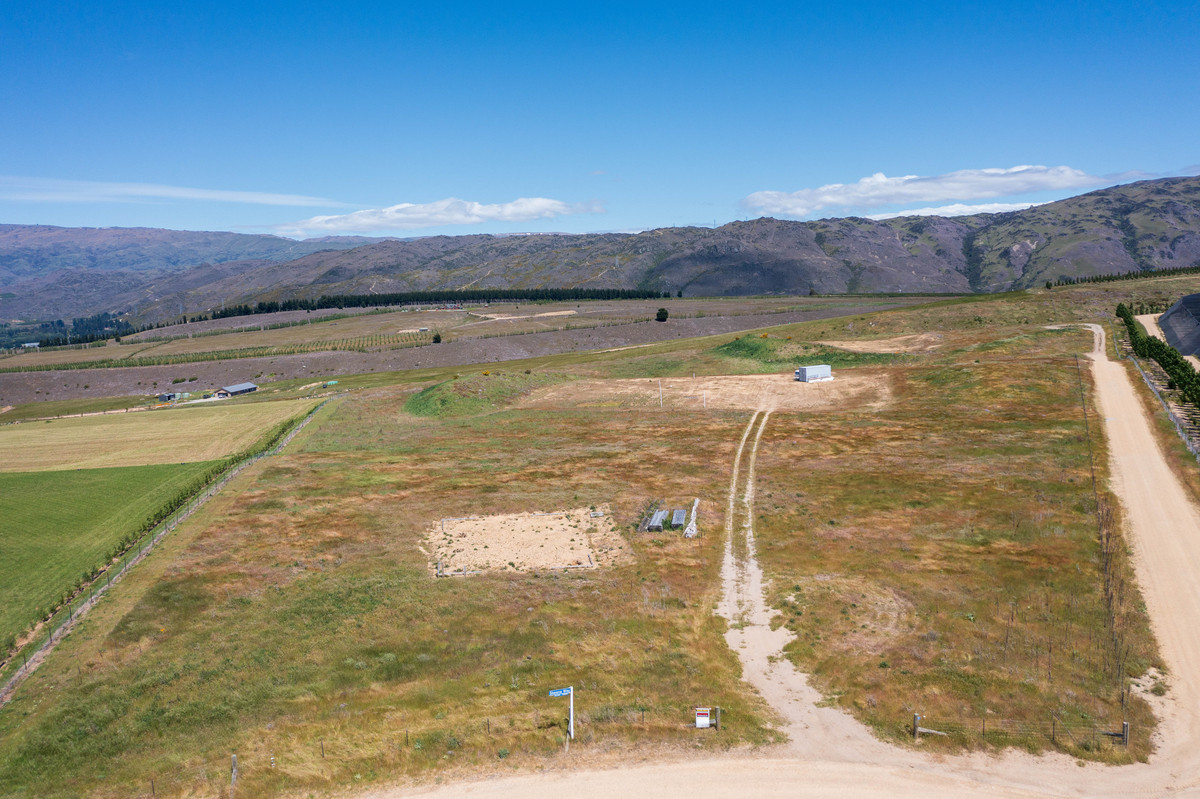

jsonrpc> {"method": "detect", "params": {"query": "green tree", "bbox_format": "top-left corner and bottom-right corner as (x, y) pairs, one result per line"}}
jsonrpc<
(656, 308), (669, 322)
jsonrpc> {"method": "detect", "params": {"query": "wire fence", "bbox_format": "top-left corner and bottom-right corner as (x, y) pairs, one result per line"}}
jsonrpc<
(57, 703), (718, 798)
(913, 715), (1129, 752)
(0, 397), (337, 702)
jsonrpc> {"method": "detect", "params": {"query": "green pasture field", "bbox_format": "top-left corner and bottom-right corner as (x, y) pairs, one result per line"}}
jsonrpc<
(0, 398), (317, 471)
(6, 279), (1200, 796)
(0, 462), (221, 652)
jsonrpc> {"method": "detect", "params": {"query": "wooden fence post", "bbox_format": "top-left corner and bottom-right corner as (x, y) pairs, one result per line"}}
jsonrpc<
(913, 714), (920, 740)
(1123, 721), (1130, 747)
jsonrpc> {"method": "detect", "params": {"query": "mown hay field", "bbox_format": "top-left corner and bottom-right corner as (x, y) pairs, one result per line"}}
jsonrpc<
(0, 398), (317, 471)
(0, 462), (222, 652)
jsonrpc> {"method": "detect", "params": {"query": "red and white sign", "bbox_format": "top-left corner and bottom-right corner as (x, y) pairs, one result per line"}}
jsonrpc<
(695, 707), (711, 729)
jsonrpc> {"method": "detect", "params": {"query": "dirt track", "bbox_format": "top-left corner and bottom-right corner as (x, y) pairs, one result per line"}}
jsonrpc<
(366, 325), (1200, 798)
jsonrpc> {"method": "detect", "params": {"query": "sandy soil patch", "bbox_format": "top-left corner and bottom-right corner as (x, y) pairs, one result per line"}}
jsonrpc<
(819, 333), (942, 353)
(427, 505), (628, 575)
(520, 372), (891, 413)
(0, 405), (11, 415)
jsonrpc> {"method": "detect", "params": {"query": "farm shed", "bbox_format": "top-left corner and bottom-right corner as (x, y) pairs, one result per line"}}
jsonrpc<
(794, 364), (832, 382)
(671, 509), (687, 528)
(222, 382), (258, 396)
(648, 510), (668, 532)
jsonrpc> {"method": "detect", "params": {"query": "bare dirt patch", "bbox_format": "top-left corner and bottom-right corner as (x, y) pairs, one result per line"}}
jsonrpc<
(520, 371), (891, 413)
(478, 309), (577, 321)
(426, 505), (628, 574)
(819, 332), (942, 353)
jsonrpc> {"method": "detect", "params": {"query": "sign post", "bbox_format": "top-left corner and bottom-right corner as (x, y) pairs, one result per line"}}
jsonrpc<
(549, 686), (574, 739)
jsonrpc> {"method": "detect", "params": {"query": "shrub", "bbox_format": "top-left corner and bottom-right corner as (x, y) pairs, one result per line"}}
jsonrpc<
(656, 308), (669, 322)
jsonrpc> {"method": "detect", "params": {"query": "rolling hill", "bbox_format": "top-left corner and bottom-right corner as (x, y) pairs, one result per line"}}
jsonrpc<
(2, 176), (1198, 323)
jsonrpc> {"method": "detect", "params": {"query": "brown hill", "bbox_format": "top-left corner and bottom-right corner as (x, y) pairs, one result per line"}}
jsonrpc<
(2, 176), (1198, 322)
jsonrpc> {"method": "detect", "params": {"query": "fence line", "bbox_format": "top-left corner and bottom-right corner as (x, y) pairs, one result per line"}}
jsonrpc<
(0, 396), (337, 705)
(913, 715), (1130, 751)
(33, 703), (716, 798)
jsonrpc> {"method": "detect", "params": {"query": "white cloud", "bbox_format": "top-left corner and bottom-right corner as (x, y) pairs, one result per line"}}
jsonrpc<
(866, 201), (1041, 220)
(0, 176), (337, 206)
(278, 197), (602, 235)
(744, 165), (1103, 218)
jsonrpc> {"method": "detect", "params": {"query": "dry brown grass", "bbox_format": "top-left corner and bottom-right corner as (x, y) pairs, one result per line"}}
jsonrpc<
(519, 371), (891, 412)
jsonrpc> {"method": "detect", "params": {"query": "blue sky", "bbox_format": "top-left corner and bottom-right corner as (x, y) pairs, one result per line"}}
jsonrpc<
(2, 1), (1197, 238)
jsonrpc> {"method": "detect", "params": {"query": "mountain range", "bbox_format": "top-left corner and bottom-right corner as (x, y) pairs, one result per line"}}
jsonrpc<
(2, 176), (1199, 323)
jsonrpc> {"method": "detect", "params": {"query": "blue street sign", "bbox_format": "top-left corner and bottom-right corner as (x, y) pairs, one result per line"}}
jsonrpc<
(548, 687), (572, 697)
